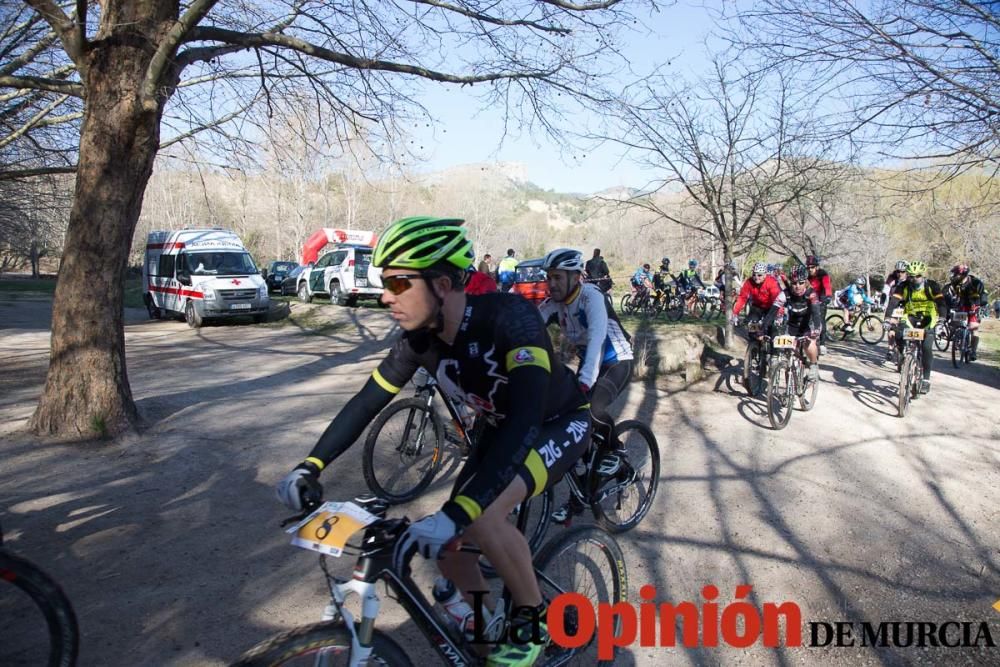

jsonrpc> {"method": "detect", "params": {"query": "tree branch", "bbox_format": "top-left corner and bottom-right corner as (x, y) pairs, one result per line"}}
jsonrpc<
(23, 0), (85, 68)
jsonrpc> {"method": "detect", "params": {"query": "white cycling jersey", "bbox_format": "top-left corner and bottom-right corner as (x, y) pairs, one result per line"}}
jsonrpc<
(538, 282), (633, 388)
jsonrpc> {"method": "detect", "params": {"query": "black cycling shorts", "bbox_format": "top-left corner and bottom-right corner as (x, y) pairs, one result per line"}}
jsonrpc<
(451, 407), (591, 503)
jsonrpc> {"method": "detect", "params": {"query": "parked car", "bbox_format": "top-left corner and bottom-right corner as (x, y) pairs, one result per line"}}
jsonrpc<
(296, 244), (383, 306)
(279, 265), (305, 296)
(510, 257), (549, 304)
(263, 261), (298, 293)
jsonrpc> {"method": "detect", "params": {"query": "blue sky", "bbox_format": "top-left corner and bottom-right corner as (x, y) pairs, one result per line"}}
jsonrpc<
(411, 2), (721, 194)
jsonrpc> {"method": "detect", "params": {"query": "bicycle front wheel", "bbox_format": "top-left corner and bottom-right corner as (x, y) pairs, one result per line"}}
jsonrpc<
(588, 420), (660, 534)
(233, 622), (412, 666)
(619, 294), (634, 315)
(0, 551), (79, 667)
(766, 359), (793, 430)
(897, 355), (913, 418)
(825, 314), (848, 341)
(859, 316), (885, 344)
(934, 323), (950, 351)
(743, 343), (765, 397)
(535, 526), (627, 666)
(362, 397), (445, 504)
(952, 328), (968, 368)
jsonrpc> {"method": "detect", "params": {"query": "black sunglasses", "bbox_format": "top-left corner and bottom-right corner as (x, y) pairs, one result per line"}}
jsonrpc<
(382, 273), (425, 295)
(793, 280), (809, 286)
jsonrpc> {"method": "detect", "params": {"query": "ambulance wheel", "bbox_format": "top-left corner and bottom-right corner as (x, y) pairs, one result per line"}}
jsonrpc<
(144, 297), (161, 320)
(185, 300), (203, 328)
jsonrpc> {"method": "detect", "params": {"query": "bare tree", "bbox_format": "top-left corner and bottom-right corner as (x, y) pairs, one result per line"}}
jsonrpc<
(730, 0), (1000, 176)
(2, 1), (644, 439)
(591, 58), (838, 346)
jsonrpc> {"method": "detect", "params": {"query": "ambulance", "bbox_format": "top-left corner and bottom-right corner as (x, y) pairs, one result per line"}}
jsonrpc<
(142, 228), (270, 328)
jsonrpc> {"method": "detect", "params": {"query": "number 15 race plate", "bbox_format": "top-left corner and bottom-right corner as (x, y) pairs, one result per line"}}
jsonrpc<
(286, 501), (379, 557)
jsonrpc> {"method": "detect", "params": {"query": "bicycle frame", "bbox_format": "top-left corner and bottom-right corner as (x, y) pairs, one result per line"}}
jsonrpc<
(316, 498), (569, 667)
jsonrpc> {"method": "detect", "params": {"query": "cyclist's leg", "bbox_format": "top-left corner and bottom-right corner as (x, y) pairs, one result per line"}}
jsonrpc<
(969, 312), (980, 359)
(921, 326), (935, 388)
(442, 410), (590, 607)
(588, 360), (632, 477)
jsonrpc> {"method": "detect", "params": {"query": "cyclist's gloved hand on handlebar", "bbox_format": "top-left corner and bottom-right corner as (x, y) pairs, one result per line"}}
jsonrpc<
(393, 510), (460, 573)
(579, 382), (591, 397)
(276, 460), (324, 511)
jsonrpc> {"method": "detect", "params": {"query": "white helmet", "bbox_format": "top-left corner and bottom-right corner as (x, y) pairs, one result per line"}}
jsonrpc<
(542, 248), (584, 272)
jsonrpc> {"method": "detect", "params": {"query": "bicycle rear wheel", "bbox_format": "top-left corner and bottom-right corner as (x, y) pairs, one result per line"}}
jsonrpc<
(535, 526), (627, 666)
(480, 486), (554, 578)
(824, 314), (848, 341)
(766, 359), (793, 430)
(0, 550), (79, 667)
(859, 316), (885, 344)
(362, 397), (445, 504)
(587, 420), (659, 533)
(233, 622), (411, 666)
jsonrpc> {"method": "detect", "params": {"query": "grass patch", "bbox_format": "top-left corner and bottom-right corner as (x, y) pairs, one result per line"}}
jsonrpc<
(974, 320), (1000, 367)
(0, 277), (57, 294)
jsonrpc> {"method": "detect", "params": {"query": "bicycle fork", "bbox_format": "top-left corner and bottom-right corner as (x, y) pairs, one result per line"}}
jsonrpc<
(321, 576), (382, 667)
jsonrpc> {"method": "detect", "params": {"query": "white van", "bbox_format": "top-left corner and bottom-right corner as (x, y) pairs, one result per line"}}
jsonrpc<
(142, 229), (269, 328)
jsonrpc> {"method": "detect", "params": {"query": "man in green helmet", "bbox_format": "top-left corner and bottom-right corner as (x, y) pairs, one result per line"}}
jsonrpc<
(277, 217), (590, 666)
(885, 260), (947, 393)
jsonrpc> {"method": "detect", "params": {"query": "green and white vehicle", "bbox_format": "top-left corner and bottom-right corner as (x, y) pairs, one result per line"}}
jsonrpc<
(296, 244), (383, 306)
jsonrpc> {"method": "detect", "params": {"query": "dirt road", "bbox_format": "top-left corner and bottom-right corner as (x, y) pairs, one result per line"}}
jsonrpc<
(1, 297), (998, 665)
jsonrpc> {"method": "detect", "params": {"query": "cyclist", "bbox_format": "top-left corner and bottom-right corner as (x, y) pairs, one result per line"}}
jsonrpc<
(883, 261), (909, 360)
(885, 260), (947, 394)
(497, 249), (518, 292)
(731, 261), (785, 336)
(276, 217), (589, 666)
(631, 263), (655, 304)
(539, 248), (634, 523)
(806, 255), (833, 352)
(676, 259), (705, 311)
(841, 277), (875, 329)
(769, 263), (788, 290)
(653, 257), (675, 295)
(782, 265), (823, 383)
(949, 264), (988, 361)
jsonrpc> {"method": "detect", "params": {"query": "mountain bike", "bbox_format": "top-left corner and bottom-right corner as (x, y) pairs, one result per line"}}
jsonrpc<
(698, 285), (723, 321)
(619, 286), (653, 316)
(0, 521), (79, 667)
(896, 323), (928, 418)
(742, 320), (769, 397)
(950, 309), (974, 368)
(825, 303), (885, 344)
(362, 371), (553, 577)
(234, 496), (628, 666)
(765, 334), (819, 430)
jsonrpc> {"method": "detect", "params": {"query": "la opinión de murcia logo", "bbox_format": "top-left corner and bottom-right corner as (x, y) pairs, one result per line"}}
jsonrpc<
(463, 586), (998, 659)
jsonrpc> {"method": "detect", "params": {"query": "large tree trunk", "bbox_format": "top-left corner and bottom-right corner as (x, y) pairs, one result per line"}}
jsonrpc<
(29, 40), (164, 439)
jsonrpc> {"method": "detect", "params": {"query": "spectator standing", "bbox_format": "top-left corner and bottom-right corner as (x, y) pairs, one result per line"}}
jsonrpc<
(498, 248), (518, 292)
(477, 253), (494, 277)
(584, 248), (612, 292)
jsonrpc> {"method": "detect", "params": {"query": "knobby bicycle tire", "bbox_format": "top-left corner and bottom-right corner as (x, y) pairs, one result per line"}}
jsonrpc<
(798, 360), (819, 412)
(0, 550), (79, 667)
(534, 526), (627, 667)
(766, 359), (793, 430)
(233, 622), (411, 666)
(362, 397), (445, 504)
(588, 420), (660, 534)
(952, 328), (969, 368)
(743, 343), (766, 397)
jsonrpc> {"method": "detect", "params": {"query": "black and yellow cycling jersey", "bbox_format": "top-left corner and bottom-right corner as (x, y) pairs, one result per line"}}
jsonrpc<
(886, 278), (947, 327)
(306, 292), (588, 528)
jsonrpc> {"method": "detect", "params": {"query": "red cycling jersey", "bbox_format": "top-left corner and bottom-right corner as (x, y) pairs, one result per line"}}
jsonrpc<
(808, 268), (832, 300)
(732, 275), (783, 314)
(465, 270), (498, 295)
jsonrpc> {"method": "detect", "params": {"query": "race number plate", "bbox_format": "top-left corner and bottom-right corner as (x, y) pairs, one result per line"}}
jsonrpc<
(891, 308), (905, 319)
(773, 335), (796, 349)
(230, 303), (252, 310)
(904, 328), (925, 340)
(286, 501), (378, 557)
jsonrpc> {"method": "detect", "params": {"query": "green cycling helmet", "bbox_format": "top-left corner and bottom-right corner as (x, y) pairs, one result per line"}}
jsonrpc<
(907, 260), (926, 276)
(372, 216), (474, 271)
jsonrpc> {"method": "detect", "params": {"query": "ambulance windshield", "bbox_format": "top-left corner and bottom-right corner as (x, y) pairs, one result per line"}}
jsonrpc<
(187, 251), (258, 276)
